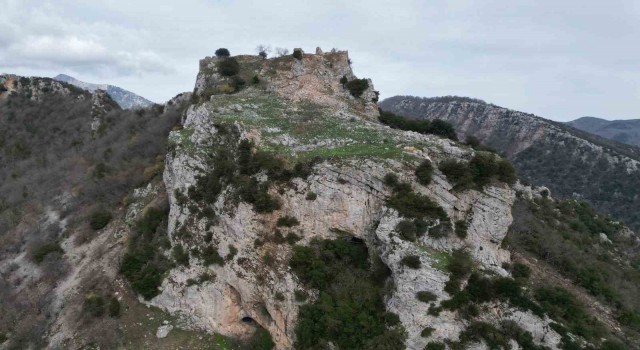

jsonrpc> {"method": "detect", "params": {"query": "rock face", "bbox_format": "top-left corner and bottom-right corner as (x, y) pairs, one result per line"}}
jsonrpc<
(151, 51), (562, 349)
(379, 96), (640, 231)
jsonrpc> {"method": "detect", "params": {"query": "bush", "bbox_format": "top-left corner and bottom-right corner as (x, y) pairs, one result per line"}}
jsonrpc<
(201, 246), (225, 266)
(425, 342), (445, 350)
(83, 294), (105, 317)
(416, 291), (437, 303)
(305, 191), (317, 200)
(415, 160), (434, 186)
(215, 48), (230, 57)
(428, 119), (457, 140)
(454, 220), (468, 239)
(32, 242), (63, 263)
(448, 249), (473, 280)
(277, 215), (300, 227)
(294, 289), (308, 302)
(396, 220), (417, 242)
(292, 49), (303, 60)
(345, 78), (369, 98)
(439, 159), (472, 188)
(246, 327), (275, 350)
(378, 110), (457, 141)
(421, 327), (435, 338)
(108, 297), (121, 317)
(120, 206), (172, 300)
(387, 190), (447, 221)
(401, 255), (421, 269)
(252, 75), (260, 84)
(217, 58), (240, 76)
(89, 208), (112, 230)
(339, 75), (348, 85)
(172, 245), (190, 266)
(290, 238), (404, 349)
(427, 222), (451, 239)
(230, 76), (246, 91)
(511, 263), (531, 280)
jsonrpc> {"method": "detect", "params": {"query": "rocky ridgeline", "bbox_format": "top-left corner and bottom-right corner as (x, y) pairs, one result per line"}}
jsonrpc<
(150, 49), (568, 349)
(379, 96), (640, 231)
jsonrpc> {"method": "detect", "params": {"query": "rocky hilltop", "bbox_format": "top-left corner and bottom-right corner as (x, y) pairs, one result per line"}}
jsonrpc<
(568, 116), (640, 147)
(0, 51), (639, 350)
(379, 96), (640, 232)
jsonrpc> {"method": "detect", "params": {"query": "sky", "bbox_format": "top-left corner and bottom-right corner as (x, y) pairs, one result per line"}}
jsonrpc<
(1, 0), (639, 121)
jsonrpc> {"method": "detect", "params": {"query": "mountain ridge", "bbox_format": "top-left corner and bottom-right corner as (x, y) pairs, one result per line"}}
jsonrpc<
(379, 95), (640, 231)
(567, 116), (640, 146)
(53, 73), (154, 109)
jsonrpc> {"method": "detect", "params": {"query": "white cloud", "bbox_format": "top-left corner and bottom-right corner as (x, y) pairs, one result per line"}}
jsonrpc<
(0, 0), (638, 119)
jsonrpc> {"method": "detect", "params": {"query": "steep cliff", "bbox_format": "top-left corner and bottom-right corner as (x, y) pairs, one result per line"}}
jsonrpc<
(379, 96), (640, 232)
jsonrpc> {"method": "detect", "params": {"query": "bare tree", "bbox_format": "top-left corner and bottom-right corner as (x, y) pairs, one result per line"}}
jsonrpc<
(275, 47), (289, 57)
(256, 44), (271, 59)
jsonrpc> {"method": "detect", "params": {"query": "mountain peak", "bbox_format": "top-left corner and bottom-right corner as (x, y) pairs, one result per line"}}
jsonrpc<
(53, 73), (153, 109)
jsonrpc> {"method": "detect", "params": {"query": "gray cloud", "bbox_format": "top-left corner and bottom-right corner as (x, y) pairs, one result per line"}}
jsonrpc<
(0, 0), (638, 120)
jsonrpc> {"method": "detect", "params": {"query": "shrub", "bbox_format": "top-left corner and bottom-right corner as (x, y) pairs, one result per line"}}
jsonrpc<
(345, 78), (369, 98)
(511, 263), (531, 280)
(292, 49), (303, 60)
(448, 249), (473, 280)
(416, 291), (437, 303)
(275, 292), (285, 301)
(384, 173), (399, 187)
(89, 208), (112, 230)
(428, 119), (457, 140)
(201, 246), (225, 266)
(215, 48), (230, 57)
(246, 327), (275, 350)
(339, 75), (348, 85)
(294, 289), (308, 302)
(277, 215), (300, 227)
(32, 242), (63, 263)
(290, 238), (405, 349)
(439, 159), (472, 188)
(217, 58), (240, 76)
(108, 297), (121, 317)
(496, 159), (517, 185)
(425, 341), (445, 350)
(305, 191), (317, 200)
(428, 222), (451, 239)
(465, 135), (481, 148)
(402, 255), (421, 269)
(252, 75), (260, 84)
(396, 220), (417, 242)
(226, 245), (238, 261)
(415, 159), (434, 186)
(421, 327), (435, 338)
(387, 190), (447, 221)
(286, 232), (301, 245)
(172, 244), (190, 266)
(230, 76), (246, 91)
(469, 153), (499, 187)
(454, 220), (468, 239)
(83, 294), (105, 317)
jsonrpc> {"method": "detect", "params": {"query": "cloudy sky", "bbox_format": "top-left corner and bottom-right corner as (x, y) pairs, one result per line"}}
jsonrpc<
(1, 0), (638, 121)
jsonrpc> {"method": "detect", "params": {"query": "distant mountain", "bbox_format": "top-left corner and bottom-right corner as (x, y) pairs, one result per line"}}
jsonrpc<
(380, 95), (640, 231)
(53, 74), (154, 109)
(567, 116), (640, 146)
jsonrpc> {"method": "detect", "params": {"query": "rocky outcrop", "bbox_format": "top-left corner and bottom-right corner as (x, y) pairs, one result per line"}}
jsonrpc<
(151, 52), (563, 349)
